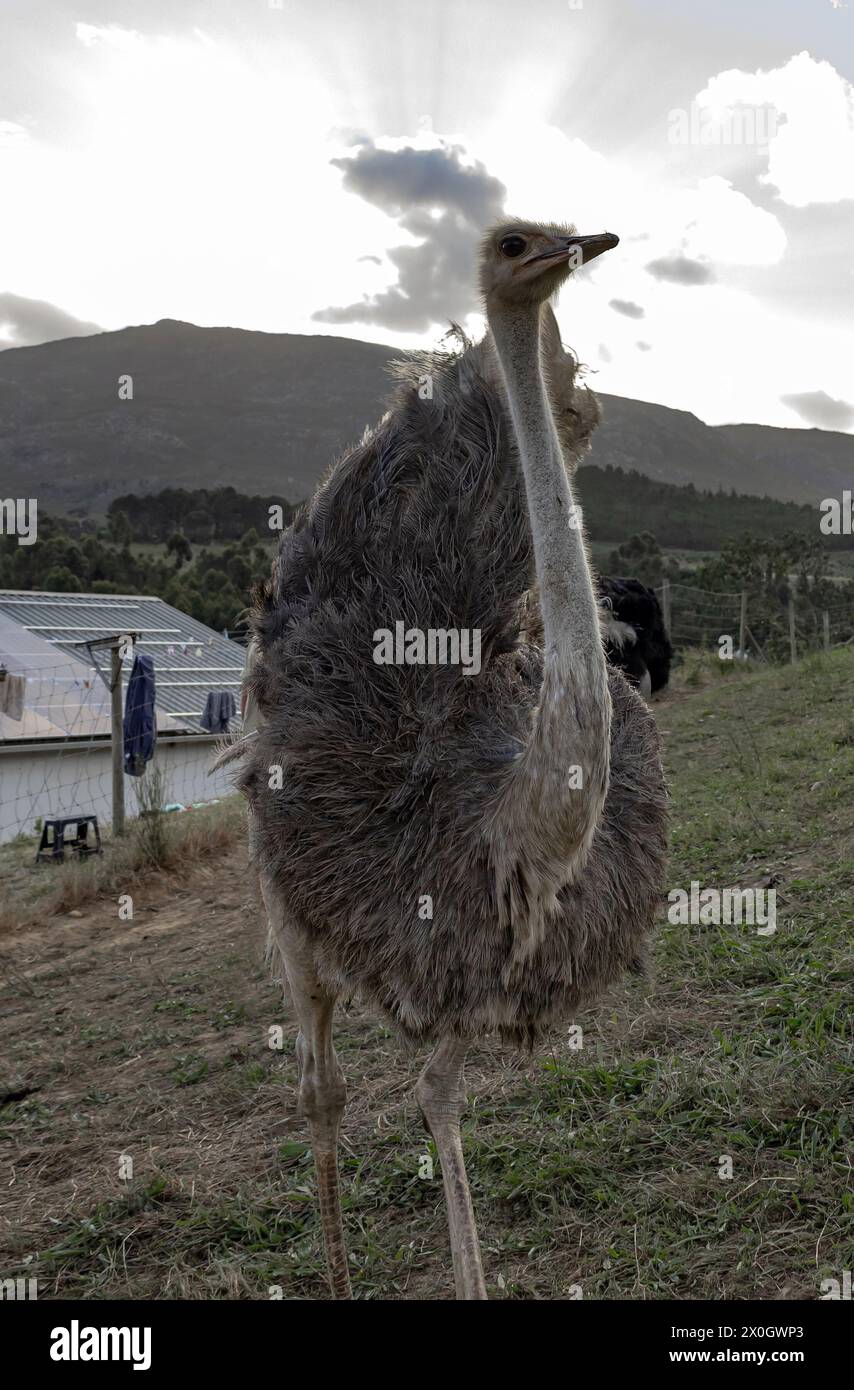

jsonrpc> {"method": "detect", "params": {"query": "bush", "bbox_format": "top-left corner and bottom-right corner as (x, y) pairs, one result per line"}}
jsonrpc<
(131, 763), (174, 869)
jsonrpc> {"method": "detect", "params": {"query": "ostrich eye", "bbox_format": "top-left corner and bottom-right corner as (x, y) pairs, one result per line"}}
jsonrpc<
(500, 235), (527, 258)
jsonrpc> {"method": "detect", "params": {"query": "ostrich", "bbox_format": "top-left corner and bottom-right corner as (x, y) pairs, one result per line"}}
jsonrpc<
(233, 220), (668, 1300)
(598, 577), (674, 696)
(527, 577), (674, 698)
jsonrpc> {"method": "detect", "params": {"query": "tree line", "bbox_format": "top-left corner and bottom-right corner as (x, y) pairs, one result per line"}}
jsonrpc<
(1, 472), (848, 639)
(574, 465), (851, 552)
(106, 486), (297, 545)
(0, 512), (271, 634)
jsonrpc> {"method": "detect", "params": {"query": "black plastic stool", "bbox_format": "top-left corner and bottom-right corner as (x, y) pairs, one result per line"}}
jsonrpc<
(36, 815), (102, 864)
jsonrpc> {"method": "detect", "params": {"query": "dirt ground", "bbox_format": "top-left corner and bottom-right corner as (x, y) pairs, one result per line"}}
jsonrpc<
(1, 652), (852, 1300)
(0, 851), (533, 1299)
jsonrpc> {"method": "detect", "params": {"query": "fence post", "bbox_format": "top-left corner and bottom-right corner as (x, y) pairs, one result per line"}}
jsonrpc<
(661, 578), (671, 638)
(788, 597), (797, 665)
(739, 591), (747, 657)
(110, 640), (126, 837)
(823, 610), (830, 653)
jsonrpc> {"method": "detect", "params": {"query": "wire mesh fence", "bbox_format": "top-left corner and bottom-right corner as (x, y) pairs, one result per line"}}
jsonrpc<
(0, 591), (248, 852)
(0, 656), (239, 849)
(656, 578), (854, 665)
(3, 575), (852, 852)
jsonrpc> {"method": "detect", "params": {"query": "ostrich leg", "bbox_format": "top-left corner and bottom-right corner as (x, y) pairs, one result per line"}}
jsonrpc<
(415, 1037), (487, 1300)
(262, 879), (351, 1299)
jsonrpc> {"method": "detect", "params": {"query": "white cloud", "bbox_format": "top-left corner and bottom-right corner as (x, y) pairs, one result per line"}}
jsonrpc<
(475, 125), (625, 230)
(476, 125), (785, 274)
(670, 176), (787, 266)
(0, 120), (29, 147)
(0, 24), (390, 335)
(554, 271), (854, 431)
(75, 23), (146, 50)
(696, 52), (854, 207)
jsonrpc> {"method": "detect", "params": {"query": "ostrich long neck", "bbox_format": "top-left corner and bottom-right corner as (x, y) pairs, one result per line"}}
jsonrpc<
(486, 298), (612, 954)
(489, 302), (601, 662)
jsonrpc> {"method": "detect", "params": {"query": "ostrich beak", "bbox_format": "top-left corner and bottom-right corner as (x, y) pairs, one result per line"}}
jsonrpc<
(566, 231), (619, 264)
(530, 231), (620, 271)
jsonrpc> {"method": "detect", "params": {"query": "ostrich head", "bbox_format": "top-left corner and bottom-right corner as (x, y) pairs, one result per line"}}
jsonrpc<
(479, 220), (619, 308)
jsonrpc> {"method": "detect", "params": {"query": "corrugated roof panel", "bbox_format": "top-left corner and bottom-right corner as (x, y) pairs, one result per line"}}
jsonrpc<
(0, 591), (247, 738)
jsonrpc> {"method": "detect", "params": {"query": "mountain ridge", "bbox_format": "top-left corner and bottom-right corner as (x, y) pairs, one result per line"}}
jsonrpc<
(1, 320), (850, 514)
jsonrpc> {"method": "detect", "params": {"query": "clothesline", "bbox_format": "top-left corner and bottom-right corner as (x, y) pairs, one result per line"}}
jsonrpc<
(1, 648), (242, 741)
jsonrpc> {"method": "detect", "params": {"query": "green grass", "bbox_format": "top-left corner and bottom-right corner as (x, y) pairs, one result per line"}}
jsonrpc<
(0, 650), (852, 1299)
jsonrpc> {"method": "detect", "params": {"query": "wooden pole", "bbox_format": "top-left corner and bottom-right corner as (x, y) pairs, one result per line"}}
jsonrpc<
(661, 578), (671, 638)
(744, 624), (767, 662)
(110, 641), (126, 837)
(739, 591), (747, 657)
(788, 596), (797, 665)
(823, 610), (831, 653)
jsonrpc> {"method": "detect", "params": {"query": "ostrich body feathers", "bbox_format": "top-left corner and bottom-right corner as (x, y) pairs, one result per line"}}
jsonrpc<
(239, 332), (668, 1045)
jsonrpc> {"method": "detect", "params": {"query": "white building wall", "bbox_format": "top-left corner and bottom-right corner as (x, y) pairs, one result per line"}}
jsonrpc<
(0, 738), (237, 844)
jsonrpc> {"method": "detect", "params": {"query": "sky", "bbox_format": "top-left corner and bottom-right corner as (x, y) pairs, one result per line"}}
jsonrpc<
(1, 0), (853, 431)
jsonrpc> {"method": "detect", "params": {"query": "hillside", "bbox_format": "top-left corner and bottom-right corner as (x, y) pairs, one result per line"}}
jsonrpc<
(595, 395), (854, 503)
(715, 421), (854, 504)
(1, 320), (851, 512)
(0, 321), (392, 513)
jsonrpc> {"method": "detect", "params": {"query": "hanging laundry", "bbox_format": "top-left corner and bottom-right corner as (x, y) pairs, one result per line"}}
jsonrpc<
(200, 689), (236, 733)
(0, 672), (25, 721)
(123, 652), (157, 776)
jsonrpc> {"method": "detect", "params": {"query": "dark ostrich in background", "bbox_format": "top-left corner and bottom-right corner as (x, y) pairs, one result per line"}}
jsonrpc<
(227, 220), (668, 1299)
(598, 577), (674, 696)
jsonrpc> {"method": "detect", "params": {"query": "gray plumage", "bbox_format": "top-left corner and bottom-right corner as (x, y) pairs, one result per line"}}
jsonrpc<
(238, 310), (666, 1046)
